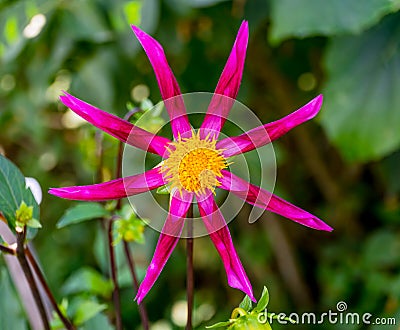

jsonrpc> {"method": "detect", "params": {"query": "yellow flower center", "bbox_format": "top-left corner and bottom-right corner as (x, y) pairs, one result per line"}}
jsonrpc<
(161, 131), (228, 195)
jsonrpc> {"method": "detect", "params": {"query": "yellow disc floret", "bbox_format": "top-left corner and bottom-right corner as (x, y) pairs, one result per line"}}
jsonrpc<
(161, 131), (228, 195)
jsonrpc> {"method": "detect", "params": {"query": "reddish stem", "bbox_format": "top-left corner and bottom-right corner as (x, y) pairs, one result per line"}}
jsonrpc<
(123, 241), (149, 329)
(186, 204), (194, 330)
(25, 247), (76, 330)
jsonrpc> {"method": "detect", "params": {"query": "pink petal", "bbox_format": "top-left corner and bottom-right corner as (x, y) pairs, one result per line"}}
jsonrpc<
(217, 95), (323, 157)
(131, 26), (191, 139)
(197, 191), (255, 301)
(60, 92), (170, 157)
(135, 190), (193, 304)
(220, 170), (333, 231)
(49, 168), (165, 201)
(200, 21), (249, 140)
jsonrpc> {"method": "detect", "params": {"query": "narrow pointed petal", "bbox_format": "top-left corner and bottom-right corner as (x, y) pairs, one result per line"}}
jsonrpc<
(197, 191), (255, 301)
(220, 170), (333, 231)
(132, 26), (191, 138)
(60, 92), (170, 156)
(217, 95), (323, 157)
(49, 168), (165, 201)
(200, 21), (249, 139)
(135, 190), (193, 304)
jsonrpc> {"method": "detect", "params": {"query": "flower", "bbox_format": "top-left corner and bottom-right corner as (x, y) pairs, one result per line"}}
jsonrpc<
(49, 21), (332, 303)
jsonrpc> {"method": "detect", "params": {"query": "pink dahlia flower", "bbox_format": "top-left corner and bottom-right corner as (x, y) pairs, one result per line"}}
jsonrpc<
(49, 21), (332, 303)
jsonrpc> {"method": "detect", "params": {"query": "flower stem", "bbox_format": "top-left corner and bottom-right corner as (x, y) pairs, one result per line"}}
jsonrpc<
(16, 227), (50, 330)
(123, 241), (149, 330)
(0, 244), (16, 255)
(25, 247), (76, 330)
(115, 108), (141, 210)
(107, 218), (123, 330)
(186, 204), (194, 330)
(115, 107), (150, 329)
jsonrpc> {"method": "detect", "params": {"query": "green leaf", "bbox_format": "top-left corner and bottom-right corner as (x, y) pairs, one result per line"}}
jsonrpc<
(135, 115), (165, 134)
(80, 312), (114, 330)
(361, 229), (400, 269)
(269, 0), (400, 44)
(254, 286), (269, 313)
(123, 1), (142, 26)
(206, 320), (232, 329)
(62, 267), (113, 298)
(27, 218), (42, 229)
(60, 0), (110, 42)
(156, 184), (171, 194)
(73, 300), (107, 325)
(239, 295), (252, 312)
(4, 16), (18, 44)
(321, 14), (400, 162)
(0, 155), (39, 230)
(57, 203), (109, 228)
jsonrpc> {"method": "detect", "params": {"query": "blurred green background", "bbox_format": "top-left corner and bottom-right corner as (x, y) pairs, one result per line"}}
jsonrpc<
(1, 0), (400, 329)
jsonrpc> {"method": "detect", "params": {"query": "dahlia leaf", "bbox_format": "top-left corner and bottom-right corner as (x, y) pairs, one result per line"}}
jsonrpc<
(269, 0), (400, 44)
(0, 155), (39, 231)
(321, 14), (400, 162)
(57, 202), (109, 228)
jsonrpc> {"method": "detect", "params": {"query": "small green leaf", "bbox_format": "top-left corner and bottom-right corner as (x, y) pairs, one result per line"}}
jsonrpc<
(73, 300), (107, 325)
(206, 320), (232, 329)
(136, 116), (165, 134)
(50, 300), (69, 330)
(156, 184), (171, 195)
(80, 312), (114, 330)
(140, 98), (153, 111)
(239, 295), (252, 312)
(57, 203), (109, 228)
(123, 1), (142, 26)
(62, 267), (113, 298)
(4, 16), (18, 44)
(26, 218), (42, 229)
(254, 287), (269, 313)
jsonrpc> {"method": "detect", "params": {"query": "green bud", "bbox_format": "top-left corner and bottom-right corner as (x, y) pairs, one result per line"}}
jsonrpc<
(15, 201), (40, 228)
(228, 315), (272, 330)
(207, 286), (274, 330)
(113, 205), (146, 245)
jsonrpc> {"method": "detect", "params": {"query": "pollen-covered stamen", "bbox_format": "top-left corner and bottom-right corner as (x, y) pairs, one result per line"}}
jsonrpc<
(161, 131), (228, 195)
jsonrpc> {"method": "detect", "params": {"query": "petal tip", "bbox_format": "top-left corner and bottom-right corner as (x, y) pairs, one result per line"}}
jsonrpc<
(315, 94), (324, 109)
(131, 25), (146, 39)
(322, 223), (334, 232)
(134, 293), (143, 305)
(240, 20), (249, 30)
(312, 217), (333, 232)
(237, 20), (249, 44)
(48, 188), (64, 198)
(131, 25), (140, 34)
